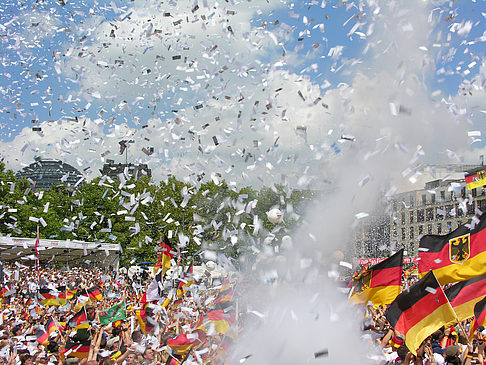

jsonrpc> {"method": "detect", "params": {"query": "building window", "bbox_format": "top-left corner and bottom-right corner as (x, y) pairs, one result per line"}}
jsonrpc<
(437, 222), (442, 234)
(401, 212), (406, 225)
(409, 211), (414, 223)
(461, 187), (466, 198)
(410, 226), (414, 240)
(468, 201), (475, 215)
(431, 194), (436, 204)
(426, 208), (434, 221)
(401, 228), (406, 240)
(472, 188), (477, 197)
(480, 199), (486, 212)
(422, 194), (427, 205)
(410, 194), (415, 208)
(447, 221), (452, 233)
(418, 225), (423, 235)
(417, 209), (425, 222)
(457, 204), (464, 217)
(437, 206), (444, 220)
(427, 224), (433, 234)
(446, 205), (454, 217)
(440, 190), (446, 201)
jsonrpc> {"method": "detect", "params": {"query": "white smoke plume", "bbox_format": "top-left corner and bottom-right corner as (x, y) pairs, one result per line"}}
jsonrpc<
(230, 1), (470, 363)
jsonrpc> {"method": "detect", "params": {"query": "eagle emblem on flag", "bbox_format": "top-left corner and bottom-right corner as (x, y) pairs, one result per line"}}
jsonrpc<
(449, 233), (470, 264)
(353, 268), (372, 294)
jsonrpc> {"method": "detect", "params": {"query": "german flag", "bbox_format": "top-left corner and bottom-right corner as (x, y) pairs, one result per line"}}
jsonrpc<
(56, 287), (76, 304)
(70, 309), (89, 330)
(385, 271), (456, 355)
(214, 279), (234, 304)
(470, 296), (486, 337)
(59, 341), (90, 360)
(465, 169), (486, 190)
(135, 308), (154, 335)
(418, 212), (486, 285)
(35, 329), (49, 346)
(38, 289), (62, 306)
(154, 235), (175, 277)
(86, 286), (103, 301)
(350, 249), (403, 306)
(195, 309), (236, 335)
(444, 273), (486, 325)
(176, 266), (194, 299)
(167, 333), (198, 355)
(161, 236), (175, 275)
(46, 317), (58, 334)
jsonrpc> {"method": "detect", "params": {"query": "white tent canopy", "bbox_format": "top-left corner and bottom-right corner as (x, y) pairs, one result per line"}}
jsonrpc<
(0, 236), (120, 267)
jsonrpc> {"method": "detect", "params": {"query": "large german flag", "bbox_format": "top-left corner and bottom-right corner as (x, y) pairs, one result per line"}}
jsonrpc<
(350, 249), (403, 306)
(470, 296), (486, 337)
(444, 273), (486, 325)
(385, 271), (456, 355)
(418, 212), (486, 285)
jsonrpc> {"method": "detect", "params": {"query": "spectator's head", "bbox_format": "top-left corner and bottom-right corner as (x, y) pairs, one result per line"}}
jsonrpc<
(20, 354), (33, 365)
(11, 326), (22, 337)
(396, 345), (409, 361)
(126, 352), (138, 365)
(444, 345), (461, 365)
(131, 331), (142, 343)
(143, 348), (154, 362)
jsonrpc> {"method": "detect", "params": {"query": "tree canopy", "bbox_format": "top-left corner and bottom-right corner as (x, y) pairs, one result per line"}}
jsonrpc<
(0, 162), (316, 267)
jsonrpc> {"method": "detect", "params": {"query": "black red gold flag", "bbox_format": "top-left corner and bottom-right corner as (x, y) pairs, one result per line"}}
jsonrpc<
(385, 271), (456, 355)
(350, 249), (403, 306)
(419, 212), (486, 284)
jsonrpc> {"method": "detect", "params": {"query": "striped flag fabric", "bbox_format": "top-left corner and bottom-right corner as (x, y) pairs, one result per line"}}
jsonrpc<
(465, 169), (486, 190)
(444, 273), (486, 325)
(350, 249), (404, 306)
(195, 309), (236, 335)
(167, 333), (198, 356)
(471, 296), (486, 337)
(86, 286), (103, 301)
(385, 271), (457, 355)
(135, 308), (155, 335)
(419, 212), (486, 285)
(59, 340), (90, 359)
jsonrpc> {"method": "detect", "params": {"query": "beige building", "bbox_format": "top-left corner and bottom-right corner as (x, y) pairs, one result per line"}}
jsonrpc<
(389, 164), (486, 257)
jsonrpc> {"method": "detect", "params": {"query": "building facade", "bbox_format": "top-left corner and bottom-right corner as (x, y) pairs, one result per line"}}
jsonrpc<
(99, 160), (152, 181)
(17, 158), (84, 190)
(389, 165), (486, 257)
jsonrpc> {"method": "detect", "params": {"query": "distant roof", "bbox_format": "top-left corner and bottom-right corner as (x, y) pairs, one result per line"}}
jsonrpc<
(17, 158), (84, 190)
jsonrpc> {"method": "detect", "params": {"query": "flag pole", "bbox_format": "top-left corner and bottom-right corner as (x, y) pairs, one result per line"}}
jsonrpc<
(434, 271), (471, 346)
(35, 225), (40, 279)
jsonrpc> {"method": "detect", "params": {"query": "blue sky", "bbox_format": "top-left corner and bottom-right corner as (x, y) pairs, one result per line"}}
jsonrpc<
(0, 0), (485, 188)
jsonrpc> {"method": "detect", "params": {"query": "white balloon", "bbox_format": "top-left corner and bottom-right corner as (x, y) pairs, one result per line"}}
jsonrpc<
(266, 208), (283, 224)
(205, 261), (216, 271)
(281, 235), (293, 250)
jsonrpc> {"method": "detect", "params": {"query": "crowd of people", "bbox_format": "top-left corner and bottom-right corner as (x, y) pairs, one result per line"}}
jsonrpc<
(360, 272), (486, 365)
(2, 260), (486, 365)
(0, 262), (238, 365)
